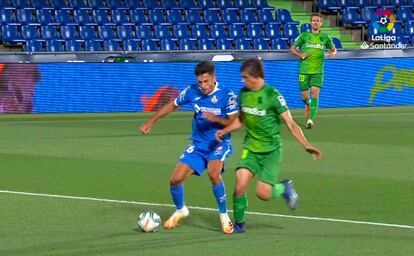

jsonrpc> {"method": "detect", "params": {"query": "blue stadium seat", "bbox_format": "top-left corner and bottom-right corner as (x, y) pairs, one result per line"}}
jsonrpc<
(0, 8), (17, 24)
(143, 0), (163, 9)
(354, 0), (375, 8)
(405, 21), (414, 36)
(130, 9), (150, 24)
(191, 24), (209, 39)
(98, 25), (116, 39)
(167, 9), (187, 24)
(271, 38), (288, 49)
(22, 24), (40, 40)
(332, 37), (343, 48)
(107, 0), (126, 9)
(25, 39), (44, 52)
(135, 25), (153, 39)
(55, 10), (75, 25)
(65, 40), (84, 51)
(204, 9), (223, 24)
(154, 24), (171, 39)
(85, 39), (103, 51)
(252, 0), (275, 10)
(104, 39), (121, 51)
(216, 38), (233, 50)
(173, 24), (191, 39)
(87, 0), (109, 9)
(179, 0), (198, 10)
(317, 0), (341, 12)
(240, 9), (258, 24)
(276, 9), (299, 25)
(148, 9), (168, 24)
(197, 0), (216, 9)
(160, 38), (177, 50)
(0, 0), (11, 7)
(69, 0), (88, 9)
(372, 0), (394, 8)
(46, 39), (64, 52)
(342, 8), (366, 26)
(391, 0), (411, 7)
(36, 9), (56, 25)
(258, 9), (278, 24)
(112, 9), (130, 24)
(229, 23), (245, 38)
(393, 35), (408, 46)
(265, 23), (282, 38)
(123, 39), (141, 51)
(141, 38), (159, 51)
(388, 23), (403, 37)
(301, 23), (311, 33)
(222, 9), (239, 24)
(210, 23), (228, 39)
(32, 0), (51, 8)
(234, 0), (254, 9)
(179, 38), (196, 50)
(216, 0), (234, 9)
(124, 0), (144, 9)
(50, 0), (69, 8)
(74, 9), (94, 25)
(185, 9), (204, 24)
(79, 25), (98, 40)
(17, 9), (37, 24)
(361, 7), (377, 23)
(397, 7), (414, 22)
(2, 24), (22, 42)
(246, 24), (264, 39)
(367, 22), (384, 37)
(283, 24), (299, 39)
(337, 0), (356, 8)
(93, 9), (113, 25)
(117, 25), (134, 39)
(61, 25), (79, 40)
(12, 0), (31, 8)
(253, 38), (269, 50)
(234, 38), (252, 50)
(41, 25), (59, 39)
(198, 38), (214, 50)
(161, 0), (180, 9)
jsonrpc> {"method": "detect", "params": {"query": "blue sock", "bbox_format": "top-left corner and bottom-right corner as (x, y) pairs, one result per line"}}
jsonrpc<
(212, 181), (227, 214)
(170, 184), (184, 210)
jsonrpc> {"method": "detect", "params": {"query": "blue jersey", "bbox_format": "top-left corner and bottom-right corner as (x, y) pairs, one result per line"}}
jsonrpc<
(174, 82), (238, 151)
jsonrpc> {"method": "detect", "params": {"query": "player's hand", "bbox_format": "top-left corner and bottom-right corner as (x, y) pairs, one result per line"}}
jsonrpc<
(299, 53), (309, 60)
(202, 112), (217, 122)
(215, 130), (226, 142)
(304, 145), (322, 160)
(328, 51), (336, 58)
(139, 121), (153, 135)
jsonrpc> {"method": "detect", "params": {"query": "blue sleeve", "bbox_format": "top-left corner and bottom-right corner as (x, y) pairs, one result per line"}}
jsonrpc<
(174, 86), (192, 106)
(225, 91), (239, 115)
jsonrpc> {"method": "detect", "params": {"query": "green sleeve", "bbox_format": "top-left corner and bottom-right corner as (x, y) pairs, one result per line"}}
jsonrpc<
(273, 91), (288, 114)
(293, 33), (304, 47)
(325, 35), (334, 49)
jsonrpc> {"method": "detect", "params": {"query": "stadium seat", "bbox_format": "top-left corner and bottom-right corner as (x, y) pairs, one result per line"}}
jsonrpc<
(252, 0), (275, 10)
(173, 24), (191, 39)
(87, 0), (109, 9)
(191, 24), (209, 39)
(361, 7), (377, 23)
(0, 8), (17, 24)
(69, 0), (88, 9)
(388, 23), (403, 37)
(391, 0), (411, 7)
(180, 0), (198, 10)
(107, 0), (126, 9)
(135, 25), (153, 39)
(112, 9), (130, 25)
(65, 40), (84, 51)
(216, 0), (234, 9)
(12, 0), (31, 8)
(337, 0), (356, 8)
(41, 25), (59, 40)
(393, 35), (409, 46)
(197, 0), (216, 9)
(367, 22), (384, 37)
(32, 0), (51, 8)
(234, 0), (254, 9)
(143, 0), (163, 9)
(283, 24), (299, 39)
(61, 25), (79, 40)
(74, 9), (94, 25)
(185, 9), (204, 24)
(25, 39), (44, 52)
(22, 24), (40, 40)
(179, 38), (196, 50)
(276, 9), (299, 25)
(130, 9), (150, 24)
(342, 8), (366, 26)
(198, 38), (214, 50)
(229, 23), (245, 38)
(160, 38), (177, 50)
(216, 38), (233, 50)
(246, 24), (264, 39)
(141, 39), (159, 51)
(301, 23), (312, 33)
(2, 24), (22, 42)
(98, 25), (116, 40)
(354, 0), (375, 8)
(167, 9), (187, 24)
(404, 21), (414, 36)
(149, 9), (168, 24)
(234, 38), (252, 50)
(79, 25), (98, 40)
(265, 23), (282, 38)
(123, 39), (141, 51)
(93, 9), (114, 25)
(210, 23), (228, 39)
(46, 39), (64, 52)
(85, 40), (103, 51)
(240, 9), (258, 24)
(258, 9), (278, 24)
(124, 0), (144, 9)
(271, 38), (288, 49)
(161, 0), (180, 9)
(55, 10), (75, 25)
(372, 0), (394, 8)
(253, 38), (269, 50)
(222, 9), (239, 24)
(332, 37), (343, 48)
(117, 25), (134, 39)
(397, 7), (414, 22)
(50, 0), (69, 8)
(317, 0), (341, 12)
(103, 39), (121, 51)
(204, 9), (223, 24)
(17, 9), (37, 24)
(154, 24), (171, 39)
(36, 9), (56, 25)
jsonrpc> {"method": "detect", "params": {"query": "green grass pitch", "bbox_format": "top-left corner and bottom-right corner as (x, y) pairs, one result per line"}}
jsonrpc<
(0, 106), (413, 256)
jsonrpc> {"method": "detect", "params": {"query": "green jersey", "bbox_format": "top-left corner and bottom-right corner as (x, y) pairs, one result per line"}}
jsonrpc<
(240, 84), (288, 153)
(293, 32), (334, 74)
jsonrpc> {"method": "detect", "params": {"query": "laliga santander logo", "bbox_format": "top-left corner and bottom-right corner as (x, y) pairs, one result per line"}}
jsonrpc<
(374, 9), (395, 33)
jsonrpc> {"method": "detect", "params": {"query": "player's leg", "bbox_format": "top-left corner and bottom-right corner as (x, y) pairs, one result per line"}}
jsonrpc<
(299, 74), (311, 120)
(233, 168), (253, 233)
(307, 74), (323, 129)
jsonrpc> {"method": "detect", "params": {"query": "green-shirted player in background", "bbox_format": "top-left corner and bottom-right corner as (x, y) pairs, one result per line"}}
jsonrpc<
(290, 13), (336, 129)
(216, 59), (322, 233)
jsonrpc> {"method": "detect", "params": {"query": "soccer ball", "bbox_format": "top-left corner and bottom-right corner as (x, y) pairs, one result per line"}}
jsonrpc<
(137, 210), (161, 232)
(379, 17), (388, 25)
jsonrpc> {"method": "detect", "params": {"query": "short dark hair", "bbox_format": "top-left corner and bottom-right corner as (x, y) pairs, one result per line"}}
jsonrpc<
(241, 58), (264, 78)
(310, 13), (323, 21)
(195, 61), (215, 76)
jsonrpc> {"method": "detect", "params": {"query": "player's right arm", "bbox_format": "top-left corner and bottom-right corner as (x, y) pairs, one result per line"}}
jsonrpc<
(139, 101), (178, 135)
(290, 34), (308, 59)
(280, 110), (322, 159)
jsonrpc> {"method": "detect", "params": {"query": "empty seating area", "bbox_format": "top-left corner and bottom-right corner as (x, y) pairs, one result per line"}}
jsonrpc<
(317, 0), (414, 46)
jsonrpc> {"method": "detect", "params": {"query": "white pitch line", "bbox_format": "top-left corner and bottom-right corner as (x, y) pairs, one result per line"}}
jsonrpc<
(1, 189), (413, 230)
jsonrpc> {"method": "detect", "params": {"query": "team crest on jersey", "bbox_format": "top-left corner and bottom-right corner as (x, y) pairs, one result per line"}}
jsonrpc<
(211, 95), (218, 104)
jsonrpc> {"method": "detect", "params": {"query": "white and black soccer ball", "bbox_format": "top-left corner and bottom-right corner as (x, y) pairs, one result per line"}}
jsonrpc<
(379, 17), (388, 25)
(137, 210), (161, 232)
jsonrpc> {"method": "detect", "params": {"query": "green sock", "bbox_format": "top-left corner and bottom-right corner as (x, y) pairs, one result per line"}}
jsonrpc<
(310, 98), (319, 120)
(302, 98), (310, 105)
(233, 193), (248, 223)
(271, 183), (286, 199)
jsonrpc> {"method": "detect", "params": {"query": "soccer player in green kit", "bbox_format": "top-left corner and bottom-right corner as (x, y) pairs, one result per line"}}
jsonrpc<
(290, 13), (336, 129)
(215, 59), (322, 233)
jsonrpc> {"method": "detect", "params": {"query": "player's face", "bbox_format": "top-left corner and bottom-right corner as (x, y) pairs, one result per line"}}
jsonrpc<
(241, 71), (259, 89)
(311, 16), (322, 31)
(197, 73), (216, 95)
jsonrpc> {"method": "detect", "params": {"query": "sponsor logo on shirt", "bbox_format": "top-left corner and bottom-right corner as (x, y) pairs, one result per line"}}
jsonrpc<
(194, 104), (222, 115)
(242, 106), (266, 116)
(305, 43), (324, 49)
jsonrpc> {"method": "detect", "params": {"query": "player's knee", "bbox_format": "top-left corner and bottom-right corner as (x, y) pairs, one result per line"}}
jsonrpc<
(207, 170), (221, 184)
(235, 185), (247, 197)
(256, 190), (271, 201)
(169, 174), (184, 186)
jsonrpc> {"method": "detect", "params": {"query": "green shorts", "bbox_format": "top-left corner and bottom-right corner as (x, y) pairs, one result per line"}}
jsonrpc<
(237, 147), (282, 185)
(299, 73), (324, 91)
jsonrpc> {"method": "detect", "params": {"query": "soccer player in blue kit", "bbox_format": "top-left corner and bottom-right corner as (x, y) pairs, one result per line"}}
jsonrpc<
(140, 61), (238, 234)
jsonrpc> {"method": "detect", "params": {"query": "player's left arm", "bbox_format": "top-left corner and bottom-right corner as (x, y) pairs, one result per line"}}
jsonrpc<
(326, 35), (336, 58)
(203, 91), (239, 126)
(215, 114), (242, 142)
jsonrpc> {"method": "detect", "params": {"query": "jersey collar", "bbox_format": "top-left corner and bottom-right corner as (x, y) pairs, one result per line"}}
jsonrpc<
(207, 82), (220, 96)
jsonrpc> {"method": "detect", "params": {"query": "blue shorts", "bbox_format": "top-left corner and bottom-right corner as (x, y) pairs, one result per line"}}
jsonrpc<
(178, 142), (233, 176)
